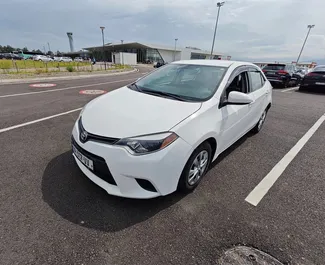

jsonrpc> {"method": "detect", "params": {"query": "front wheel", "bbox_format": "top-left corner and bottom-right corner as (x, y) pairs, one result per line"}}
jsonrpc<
(178, 142), (212, 193)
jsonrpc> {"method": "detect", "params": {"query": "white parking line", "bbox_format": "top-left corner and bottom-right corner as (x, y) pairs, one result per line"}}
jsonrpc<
(281, 86), (299, 93)
(245, 114), (325, 206)
(0, 78), (136, 98)
(0, 108), (82, 134)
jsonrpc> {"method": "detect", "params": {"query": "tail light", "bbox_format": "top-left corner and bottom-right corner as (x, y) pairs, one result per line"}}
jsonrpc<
(277, 70), (288, 75)
(306, 73), (316, 77)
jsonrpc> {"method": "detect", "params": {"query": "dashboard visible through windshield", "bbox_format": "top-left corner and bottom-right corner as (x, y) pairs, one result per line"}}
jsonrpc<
(133, 64), (227, 101)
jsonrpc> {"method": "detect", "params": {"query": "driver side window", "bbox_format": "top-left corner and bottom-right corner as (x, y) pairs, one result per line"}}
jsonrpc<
(225, 72), (248, 97)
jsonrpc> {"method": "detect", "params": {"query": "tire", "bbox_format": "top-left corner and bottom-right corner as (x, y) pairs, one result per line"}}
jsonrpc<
(178, 142), (212, 193)
(251, 108), (268, 134)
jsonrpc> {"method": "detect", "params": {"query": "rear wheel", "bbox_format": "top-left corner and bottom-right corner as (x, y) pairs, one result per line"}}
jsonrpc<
(178, 142), (212, 193)
(252, 109), (268, 134)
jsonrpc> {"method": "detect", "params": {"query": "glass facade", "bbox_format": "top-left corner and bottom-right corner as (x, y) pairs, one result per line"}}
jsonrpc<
(191, 53), (207, 59)
(92, 47), (164, 63)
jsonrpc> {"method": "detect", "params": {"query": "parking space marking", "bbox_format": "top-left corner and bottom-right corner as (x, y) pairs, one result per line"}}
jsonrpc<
(29, 83), (57, 88)
(0, 108), (82, 134)
(281, 87), (299, 93)
(0, 78), (135, 98)
(245, 113), (325, 206)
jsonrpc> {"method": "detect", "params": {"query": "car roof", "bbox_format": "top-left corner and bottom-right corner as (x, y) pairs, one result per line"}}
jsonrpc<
(171, 60), (256, 68)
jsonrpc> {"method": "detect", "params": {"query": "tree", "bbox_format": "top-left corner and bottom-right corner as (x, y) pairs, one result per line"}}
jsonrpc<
(35, 49), (43, 54)
(0, 45), (14, 53)
(22, 47), (29, 53)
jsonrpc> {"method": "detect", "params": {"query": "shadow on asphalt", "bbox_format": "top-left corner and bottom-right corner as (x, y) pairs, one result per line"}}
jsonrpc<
(295, 89), (325, 95)
(210, 132), (250, 169)
(42, 151), (185, 232)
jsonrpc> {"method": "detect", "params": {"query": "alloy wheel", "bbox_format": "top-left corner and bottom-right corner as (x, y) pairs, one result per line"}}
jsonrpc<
(258, 110), (267, 131)
(188, 150), (209, 186)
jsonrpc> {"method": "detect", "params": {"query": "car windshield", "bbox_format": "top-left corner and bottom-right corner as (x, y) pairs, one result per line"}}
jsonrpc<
(134, 64), (227, 101)
(263, 64), (286, 70)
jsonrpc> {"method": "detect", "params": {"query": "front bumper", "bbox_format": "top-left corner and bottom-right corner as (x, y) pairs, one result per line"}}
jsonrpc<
(72, 121), (193, 198)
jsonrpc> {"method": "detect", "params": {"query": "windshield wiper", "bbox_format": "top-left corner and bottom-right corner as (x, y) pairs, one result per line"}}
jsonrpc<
(127, 82), (141, 91)
(141, 89), (189, 101)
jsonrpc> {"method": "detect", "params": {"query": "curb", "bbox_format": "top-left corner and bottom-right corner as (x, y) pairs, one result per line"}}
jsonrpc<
(0, 68), (138, 85)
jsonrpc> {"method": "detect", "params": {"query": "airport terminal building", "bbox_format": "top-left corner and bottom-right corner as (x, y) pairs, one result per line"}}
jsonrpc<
(84, 42), (230, 64)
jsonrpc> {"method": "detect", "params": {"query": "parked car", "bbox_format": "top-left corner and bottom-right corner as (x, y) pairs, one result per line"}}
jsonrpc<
(74, 57), (83, 62)
(154, 61), (166, 68)
(33, 55), (53, 62)
(299, 65), (325, 92)
(0, 53), (23, 60)
(59, 57), (73, 62)
(262, 63), (297, 87)
(296, 67), (309, 76)
(72, 60), (272, 198)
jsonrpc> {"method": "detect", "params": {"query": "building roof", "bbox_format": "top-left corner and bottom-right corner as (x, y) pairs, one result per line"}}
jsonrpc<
(84, 41), (222, 55)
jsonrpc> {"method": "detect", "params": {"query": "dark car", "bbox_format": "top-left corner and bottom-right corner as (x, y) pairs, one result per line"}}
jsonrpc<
(262, 63), (298, 88)
(154, 61), (166, 68)
(0, 53), (23, 60)
(299, 65), (325, 93)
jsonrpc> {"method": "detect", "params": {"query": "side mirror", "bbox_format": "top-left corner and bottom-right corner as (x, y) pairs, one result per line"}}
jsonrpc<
(228, 91), (254, 105)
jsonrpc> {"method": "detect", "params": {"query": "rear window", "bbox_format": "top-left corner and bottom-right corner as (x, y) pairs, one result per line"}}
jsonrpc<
(263, 64), (286, 70)
(313, 67), (325, 72)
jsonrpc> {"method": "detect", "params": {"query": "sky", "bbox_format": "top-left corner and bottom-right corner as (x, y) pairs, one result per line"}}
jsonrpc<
(2, 0), (325, 62)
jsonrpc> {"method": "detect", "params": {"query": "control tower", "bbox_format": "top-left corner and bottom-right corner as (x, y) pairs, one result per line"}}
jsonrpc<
(67, 32), (74, 52)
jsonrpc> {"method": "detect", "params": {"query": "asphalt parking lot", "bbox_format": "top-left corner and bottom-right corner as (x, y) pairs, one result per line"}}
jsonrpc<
(1, 67), (325, 265)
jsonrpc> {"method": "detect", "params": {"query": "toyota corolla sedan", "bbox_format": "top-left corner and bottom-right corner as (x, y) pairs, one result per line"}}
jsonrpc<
(72, 60), (272, 199)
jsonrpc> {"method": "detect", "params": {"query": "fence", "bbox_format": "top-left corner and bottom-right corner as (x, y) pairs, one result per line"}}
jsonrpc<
(0, 60), (127, 75)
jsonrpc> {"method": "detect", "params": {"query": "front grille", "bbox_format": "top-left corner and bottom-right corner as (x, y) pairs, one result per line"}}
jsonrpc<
(72, 137), (117, 186)
(78, 118), (120, 144)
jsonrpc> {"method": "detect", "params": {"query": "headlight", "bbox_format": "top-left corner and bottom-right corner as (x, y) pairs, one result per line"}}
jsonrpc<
(115, 132), (178, 155)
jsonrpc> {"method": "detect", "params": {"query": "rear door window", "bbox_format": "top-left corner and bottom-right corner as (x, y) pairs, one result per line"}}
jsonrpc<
(248, 71), (264, 92)
(263, 64), (285, 71)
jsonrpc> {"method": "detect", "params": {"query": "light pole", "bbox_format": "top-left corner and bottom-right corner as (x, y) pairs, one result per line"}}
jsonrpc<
(47, 42), (51, 53)
(43, 46), (46, 54)
(121, 40), (124, 66)
(100, 26), (106, 70)
(210, 1), (225, 59)
(296, 24), (315, 65)
(174, 38), (178, 61)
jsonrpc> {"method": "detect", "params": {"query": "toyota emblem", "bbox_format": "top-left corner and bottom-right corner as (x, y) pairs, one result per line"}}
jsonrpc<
(80, 131), (88, 142)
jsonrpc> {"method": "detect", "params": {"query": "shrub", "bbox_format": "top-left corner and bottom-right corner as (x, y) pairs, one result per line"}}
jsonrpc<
(66, 66), (75, 72)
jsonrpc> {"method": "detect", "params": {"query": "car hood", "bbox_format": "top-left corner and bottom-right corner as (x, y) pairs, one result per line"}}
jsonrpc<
(81, 86), (201, 138)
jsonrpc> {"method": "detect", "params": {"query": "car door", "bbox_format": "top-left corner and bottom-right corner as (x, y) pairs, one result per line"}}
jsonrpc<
(247, 68), (269, 129)
(217, 68), (252, 152)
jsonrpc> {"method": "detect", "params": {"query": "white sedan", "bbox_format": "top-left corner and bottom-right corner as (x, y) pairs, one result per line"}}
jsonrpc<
(72, 60), (272, 198)
(33, 55), (53, 62)
(59, 57), (72, 62)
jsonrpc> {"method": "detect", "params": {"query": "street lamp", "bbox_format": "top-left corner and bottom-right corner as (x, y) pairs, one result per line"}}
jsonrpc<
(210, 1), (225, 58)
(174, 38), (178, 61)
(296, 24), (315, 65)
(100, 26), (106, 70)
(121, 40), (124, 66)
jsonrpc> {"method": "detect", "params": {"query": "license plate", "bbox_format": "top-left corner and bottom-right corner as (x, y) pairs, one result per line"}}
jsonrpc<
(315, 82), (325, 85)
(73, 145), (94, 170)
